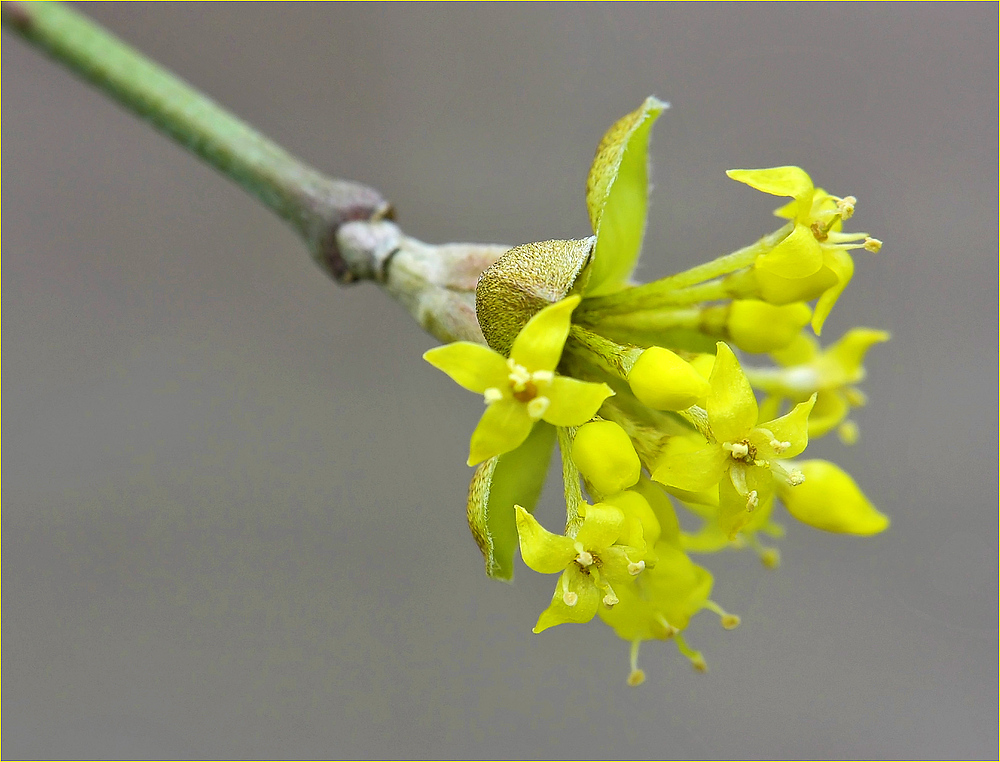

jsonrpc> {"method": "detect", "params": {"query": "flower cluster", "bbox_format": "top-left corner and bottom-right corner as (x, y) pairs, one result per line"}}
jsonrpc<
(425, 97), (889, 685)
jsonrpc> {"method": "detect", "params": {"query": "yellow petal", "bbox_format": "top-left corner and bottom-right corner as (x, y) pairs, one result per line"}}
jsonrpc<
(708, 343), (758, 444)
(468, 398), (534, 465)
(726, 166), (815, 220)
(727, 300), (812, 354)
(542, 376), (613, 427)
(423, 342), (509, 393)
(756, 223), (824, 279)
(652, 436), (727, 492)
(811, 248), (854, 335)
(514, 505), (577, 573)
(585, 96), (668, 296)
(779, 460), (889, 535)
(575, 503), (625, 549)
(754, 394), (815, 459)
(823, 328), (891, 383)
(533, 567), (601, 632)
(755, 264), (839, 306)
(509, 295), (580, 372)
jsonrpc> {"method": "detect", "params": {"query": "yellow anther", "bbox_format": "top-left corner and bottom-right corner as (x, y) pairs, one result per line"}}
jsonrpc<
(786, 469), (805, 487)
(627, 669), (647, 687)
(837, 195), (857, 219)
(574, 544), (594, 567)
(769, 438), (791, 454)
(864, 237), (882, 253)
(526, 396), (550, 420)
(627, 559), (645, 576)
(483, 387), (503, 404)
(562, 590), (579, 607)
(746, 490), (759, 510)
(531, 369), (554, 385)
(724, 441), (750, 459)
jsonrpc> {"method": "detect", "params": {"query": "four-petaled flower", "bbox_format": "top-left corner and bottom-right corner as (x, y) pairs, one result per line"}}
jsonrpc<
(424, 295), (612, 466)
(515, 502), (648, 632)
(653, 342), (815, 539)
(760, 327), (891, 441)
(728, 166), (882, 333)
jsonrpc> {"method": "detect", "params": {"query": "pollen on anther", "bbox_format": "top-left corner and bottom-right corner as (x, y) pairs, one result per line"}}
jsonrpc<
(864, 237), (883, 253)
(627, 669), (646, 687)
(574, 546), (594, 567)
(483, 387), (503, 404)
(627, 560), (645, 576)
(724, 441), (749, 459)
(769, 438), (791, 453)
(837, 195), (857, 219)
(603, 592), (619, 608)
(531, 370), (554, 385)
(786, 469), (805, 486)
(746, 490), (759, 510)
(562, 590), (579, 607)
(526, 396), (550, 420)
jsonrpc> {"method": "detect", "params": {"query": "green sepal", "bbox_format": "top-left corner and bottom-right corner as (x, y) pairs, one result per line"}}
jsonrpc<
(466, 421), (557, 580)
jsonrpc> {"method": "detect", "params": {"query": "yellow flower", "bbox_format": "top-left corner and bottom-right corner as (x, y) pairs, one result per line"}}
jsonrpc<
(652, 342), (815, 539)
(754, 327), (890, 442)
(727, 166), (882, 333)
(515, 501), (650, 632)
(424, 296), (612, 465)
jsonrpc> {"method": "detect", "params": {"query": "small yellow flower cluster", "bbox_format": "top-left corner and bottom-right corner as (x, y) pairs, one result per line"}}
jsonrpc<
(425, 97), (889, 684)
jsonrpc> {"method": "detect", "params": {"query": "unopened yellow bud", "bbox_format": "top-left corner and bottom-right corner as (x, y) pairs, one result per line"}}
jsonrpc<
(572, 421), (641, 495)
(627, 346), (711, 411)
(608, 490), (662, 548)
(779, 460), (889, 535)
(727, 300), (812, 353)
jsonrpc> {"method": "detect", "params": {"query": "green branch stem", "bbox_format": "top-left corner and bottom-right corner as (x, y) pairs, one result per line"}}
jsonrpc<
(1, 0), (390, 283)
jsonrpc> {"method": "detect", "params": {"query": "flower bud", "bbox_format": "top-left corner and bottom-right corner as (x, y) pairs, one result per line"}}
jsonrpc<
(727, 299), (811, 353)
(778, 460), (889, 535)
(627, 346), (711, 411)
(572, 421), (641, 496)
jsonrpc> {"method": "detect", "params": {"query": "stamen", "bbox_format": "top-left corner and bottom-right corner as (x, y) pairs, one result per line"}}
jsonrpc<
(560, 574), (578, 607)
(483, 387), (503, 404)
(864, 237), (882, 253)
(770, 438), (791, 454)
(837, 195), (857, 219)
(574, 542), (594, 568)
(531, 369), (554, 385)
(506, 361), (532, 391)
(627, 559), (645, 576)
(526, 396), (550, 420)
(729, 464), (749, 496)
(627, 640), (646, 687)
(603, 590), (619, 608)
(723, 441), (750, 460)
(704, 600), (742, 630)
(838, 420), (859, 445)
(654, 615), (679, 639)
(844, 387), (868, 406)
(771, 460), (805, 486)
(675, 634), (707, 673)
(746, 490), (759, 511)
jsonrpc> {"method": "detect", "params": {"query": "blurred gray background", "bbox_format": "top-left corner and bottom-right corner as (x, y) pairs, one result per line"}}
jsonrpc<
(3, 3), (997, 758)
